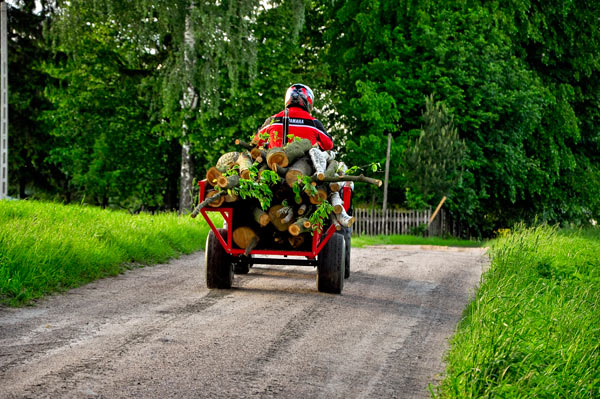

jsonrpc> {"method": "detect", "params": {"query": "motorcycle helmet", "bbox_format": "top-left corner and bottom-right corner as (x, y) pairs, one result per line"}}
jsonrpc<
(284, 83), (314, 112)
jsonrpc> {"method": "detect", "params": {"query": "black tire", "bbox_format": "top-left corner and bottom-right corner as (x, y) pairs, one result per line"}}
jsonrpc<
(317, 233), (345, 294)
(336, 227), (352, 279)
(205, 229), (233, 289)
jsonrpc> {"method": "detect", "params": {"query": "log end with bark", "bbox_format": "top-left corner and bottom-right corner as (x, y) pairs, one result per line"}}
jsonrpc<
(233, 226), (258, 250)
(206, 167), (222, 186)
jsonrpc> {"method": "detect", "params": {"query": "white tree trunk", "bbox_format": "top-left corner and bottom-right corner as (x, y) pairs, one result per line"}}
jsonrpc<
(178, 10), (198, 213)
(179, 122), (194, 213)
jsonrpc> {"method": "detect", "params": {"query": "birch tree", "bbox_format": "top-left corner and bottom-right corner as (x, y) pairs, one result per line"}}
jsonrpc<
(50, 0), (266, 212)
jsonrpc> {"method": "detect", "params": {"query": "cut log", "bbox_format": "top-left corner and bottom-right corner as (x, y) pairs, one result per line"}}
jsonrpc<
(233, 226), (258, 250)
(309, 148), (328, 180)
(275, 164), (289, 177)
(253, 208), (270, 227)
(216, 152), (240, 172)
(244, 236), (259, 256)
(207, 190), (226, 208)
(276, 205), (293, 219)
(288, 217), (311, 236)
(332, 216), (342, 231)
(322, 160), (339, 180)
(206, 167), (222, 186)
(335, 208), (355, 228)
(190, 190), (227, 218)
(217, 174), (240, 190)
(225, 192), (239, 203)
(288, 235), (305, 249)
(268, 205), (292, 232)
(190, 189), (227, 218)
(267, 147), (289, 170)
(308, 187), (328, 204)
(236, 153), (253, 179)
(285, 138), (313, 165)
(330, 191), (344, 214)
(329, 182), (341, 192)
(311, 173), (382, 187)
(235, 139), (254, 151)
(250, 147), (266, 162)
(285, 158), (313, 187)
(279, 206), (295, 224)
(297, 203), (310, 216)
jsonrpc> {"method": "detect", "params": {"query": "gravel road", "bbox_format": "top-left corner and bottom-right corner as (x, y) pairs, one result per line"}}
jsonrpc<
(0, 245), (487, 399)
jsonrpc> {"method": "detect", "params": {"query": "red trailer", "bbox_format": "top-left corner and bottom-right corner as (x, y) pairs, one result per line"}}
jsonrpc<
(198, 179), (352, 294)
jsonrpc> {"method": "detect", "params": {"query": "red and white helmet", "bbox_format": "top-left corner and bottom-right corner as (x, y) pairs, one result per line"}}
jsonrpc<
(284, 83), (314, 112)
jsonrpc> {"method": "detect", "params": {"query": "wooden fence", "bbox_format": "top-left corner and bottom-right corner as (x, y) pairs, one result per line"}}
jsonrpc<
(352, 207), (448, 237)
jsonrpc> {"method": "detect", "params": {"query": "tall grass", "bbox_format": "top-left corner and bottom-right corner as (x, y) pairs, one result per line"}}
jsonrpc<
(0, 200), (213, 306)
(433, 225), (600, 398)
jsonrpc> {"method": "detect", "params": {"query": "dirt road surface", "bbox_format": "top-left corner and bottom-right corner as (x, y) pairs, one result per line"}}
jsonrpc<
(0, 245), (487, 399)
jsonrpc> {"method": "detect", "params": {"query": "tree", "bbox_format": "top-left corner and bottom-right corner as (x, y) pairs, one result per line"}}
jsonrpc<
(41, 23), (169, 209)
(403, 95), (466, 206)
(5, 1), (61, 198)
(49, 0), (266, 212)
(321, 0), (597, 235)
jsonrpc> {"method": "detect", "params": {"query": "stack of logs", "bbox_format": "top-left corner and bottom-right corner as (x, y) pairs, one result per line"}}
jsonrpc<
(192, 138), (382, 254)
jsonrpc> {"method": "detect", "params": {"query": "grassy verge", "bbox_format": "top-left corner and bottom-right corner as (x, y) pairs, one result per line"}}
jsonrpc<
(0, 200), (213, 306)
(433, 225), (600, 398)
(352, 234), (483, 248)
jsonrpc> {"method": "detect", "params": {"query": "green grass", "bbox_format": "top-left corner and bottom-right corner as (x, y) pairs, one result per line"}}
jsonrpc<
(352, 234), (483, 248)
(432, 225), (600, 398)
(0, 200), (213, 306)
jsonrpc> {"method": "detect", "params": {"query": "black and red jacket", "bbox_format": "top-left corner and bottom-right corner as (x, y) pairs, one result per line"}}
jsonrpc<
(254, 106), (333, 150)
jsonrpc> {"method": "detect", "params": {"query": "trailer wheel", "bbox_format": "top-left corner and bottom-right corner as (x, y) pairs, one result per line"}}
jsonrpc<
(205, 229), (233, 289)
(336, 228), (351, 279)
(317, 233), (345, 294)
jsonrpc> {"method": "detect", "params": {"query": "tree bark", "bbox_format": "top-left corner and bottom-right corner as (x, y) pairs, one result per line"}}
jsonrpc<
(311, 174), (382, 187)
(285, 157), (312, 187)
(178, 10), (198, 214)
(179, 138), (194, 213)
(289, 217), (311, 236)
(253, 207), (270, 227)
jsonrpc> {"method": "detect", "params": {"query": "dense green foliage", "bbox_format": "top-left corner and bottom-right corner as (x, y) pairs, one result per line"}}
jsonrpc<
(4, 0), (600, 235)
(434, 225), (600, 397)
(0, 200), (212, 306)
(403, 95), (466, 208)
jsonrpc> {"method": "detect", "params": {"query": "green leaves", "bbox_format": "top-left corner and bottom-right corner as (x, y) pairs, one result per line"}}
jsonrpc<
(309, 200), (334, 234)
(403, 94), (466, 201)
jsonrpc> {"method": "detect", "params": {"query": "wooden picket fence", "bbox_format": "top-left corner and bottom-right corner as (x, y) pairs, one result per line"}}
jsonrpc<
(352, 207), (449, 237)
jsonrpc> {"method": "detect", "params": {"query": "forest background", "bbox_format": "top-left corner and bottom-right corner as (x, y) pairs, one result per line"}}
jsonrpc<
(5, 0), (600, 237)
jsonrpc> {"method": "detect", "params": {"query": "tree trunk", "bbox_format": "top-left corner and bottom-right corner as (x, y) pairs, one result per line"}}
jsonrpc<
(178, 10), (198, 214)
(179, 138), (194, 213)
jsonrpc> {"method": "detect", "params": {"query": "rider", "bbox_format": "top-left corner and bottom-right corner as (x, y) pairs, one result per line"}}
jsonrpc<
(254, 83), (333, 150)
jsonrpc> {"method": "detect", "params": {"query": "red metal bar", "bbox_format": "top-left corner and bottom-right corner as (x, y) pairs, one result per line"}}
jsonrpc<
(199, 180), (207, 202)
(315, 224), (337, 254)
(200, 207), (233, 251)
(343, 185), (351, 212)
